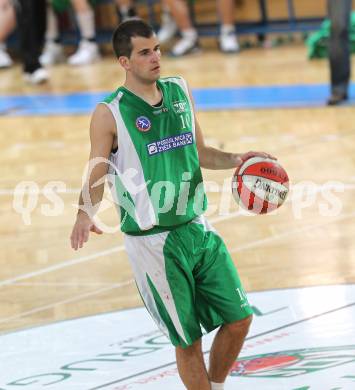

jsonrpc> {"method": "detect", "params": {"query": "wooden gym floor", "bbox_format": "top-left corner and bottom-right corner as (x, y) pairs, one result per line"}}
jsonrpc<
(0, 42), (355, 337)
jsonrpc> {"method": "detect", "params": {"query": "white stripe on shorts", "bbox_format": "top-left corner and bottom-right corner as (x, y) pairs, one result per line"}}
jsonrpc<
(124, 232), (188, 344)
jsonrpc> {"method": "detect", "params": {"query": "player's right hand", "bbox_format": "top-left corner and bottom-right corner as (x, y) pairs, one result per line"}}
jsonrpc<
(70, 212), (103, 250)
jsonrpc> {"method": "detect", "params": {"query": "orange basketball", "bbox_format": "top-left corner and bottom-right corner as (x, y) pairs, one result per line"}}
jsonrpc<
(232, 157), (289, 214)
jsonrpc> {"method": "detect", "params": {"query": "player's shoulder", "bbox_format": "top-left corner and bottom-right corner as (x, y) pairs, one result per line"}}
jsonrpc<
(102, 87), (124, 105)
(91, 103), (116, 133)
(159, 76), (190, 93)
(160, 75), (188, 85)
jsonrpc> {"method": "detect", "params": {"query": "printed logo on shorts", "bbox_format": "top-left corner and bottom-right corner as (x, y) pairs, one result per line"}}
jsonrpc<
(136, 116), (151, 132)
(147, 132), (193, 156)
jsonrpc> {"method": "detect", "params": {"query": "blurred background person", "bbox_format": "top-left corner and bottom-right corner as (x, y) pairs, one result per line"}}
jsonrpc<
(40, 0), (139, 67)
(160, 0), (239, 56)
(17, 0), (49, 84)
(116, 0), (137, 22)
(160, 0), (199, 56)
(327, 0), (352, 105)
(156, 4), (177, 44)
(0, 0), (16, 68)
(40, 0), (100, 66)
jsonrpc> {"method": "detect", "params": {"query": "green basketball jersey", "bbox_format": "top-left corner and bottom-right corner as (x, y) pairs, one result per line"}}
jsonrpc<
(102, 76), (207, 235)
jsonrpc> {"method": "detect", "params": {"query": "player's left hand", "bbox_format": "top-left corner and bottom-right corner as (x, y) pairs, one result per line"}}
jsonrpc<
(232, 151), (277, 167)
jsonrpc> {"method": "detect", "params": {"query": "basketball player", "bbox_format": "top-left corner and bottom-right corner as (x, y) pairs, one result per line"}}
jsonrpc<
(70, 19), (274, 390)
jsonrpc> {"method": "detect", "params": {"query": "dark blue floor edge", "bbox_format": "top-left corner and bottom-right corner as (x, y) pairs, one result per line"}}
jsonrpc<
(0, 83), (354, 116)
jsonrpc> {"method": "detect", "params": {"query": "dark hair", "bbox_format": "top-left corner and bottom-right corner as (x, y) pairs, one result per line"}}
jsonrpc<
(112, 19), (154, 59)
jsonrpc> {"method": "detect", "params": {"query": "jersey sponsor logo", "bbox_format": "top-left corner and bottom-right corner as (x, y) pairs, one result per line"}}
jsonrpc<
(173, 100), (188, 114)
(147, 131), (193, 156)
(136, 116), (151, 132)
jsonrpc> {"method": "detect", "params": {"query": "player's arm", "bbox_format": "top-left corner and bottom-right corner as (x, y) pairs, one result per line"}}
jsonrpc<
(194, 119), (274, 169)
(70, 104), (116, 250)
(186, 86), (275, 169)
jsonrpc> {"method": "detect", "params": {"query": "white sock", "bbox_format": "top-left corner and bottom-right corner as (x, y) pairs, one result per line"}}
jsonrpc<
(76, 9), (96, 40)
(221, 24), (235, 35)
(210, 381), (225, 390)
(46, 4), (59, 41)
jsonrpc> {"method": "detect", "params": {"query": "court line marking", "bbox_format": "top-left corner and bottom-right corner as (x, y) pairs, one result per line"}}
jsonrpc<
(230, 210), (355, 254)
(88, 301), (355, 389)
(1, 210), (354, 328)
(0, 246), (125, 288)
(1, 183), (354, 288)
(0, 210), (245, 288)
(0, 280), (134, 326)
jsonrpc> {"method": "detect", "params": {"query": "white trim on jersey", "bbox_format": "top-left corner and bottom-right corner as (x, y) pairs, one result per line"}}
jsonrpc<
(101, 94), (157, 230)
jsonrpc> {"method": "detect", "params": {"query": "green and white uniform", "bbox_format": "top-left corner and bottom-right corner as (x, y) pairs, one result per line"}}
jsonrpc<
(102, 76), (252, 347)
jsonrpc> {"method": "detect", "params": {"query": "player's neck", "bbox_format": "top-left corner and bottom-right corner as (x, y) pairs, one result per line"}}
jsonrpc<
(124, 79), (161, 106)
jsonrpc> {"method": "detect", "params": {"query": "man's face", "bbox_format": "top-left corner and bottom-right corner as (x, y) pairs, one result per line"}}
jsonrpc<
(125, 35), (161, 83)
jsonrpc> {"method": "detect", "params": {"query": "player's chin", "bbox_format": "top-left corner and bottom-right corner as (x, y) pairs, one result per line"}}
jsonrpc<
(151, 72), (160, 81)
(150, 68), (160, 77)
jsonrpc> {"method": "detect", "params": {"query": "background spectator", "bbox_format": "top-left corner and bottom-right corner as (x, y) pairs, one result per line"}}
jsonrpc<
(17, 0), (49, 84)
(116, 0), (137, 21)
(327, 0), (352, 105)
(161, 0), (239, 56)
(40, 0), (100, 66)
(156, 4), (177, 44)
(40, 0), (139, 67)
(0, 0), (16, 68)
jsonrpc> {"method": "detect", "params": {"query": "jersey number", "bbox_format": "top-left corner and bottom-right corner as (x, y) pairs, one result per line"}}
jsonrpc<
(179, 113), (191, 129)
(236, 287), (247, 301)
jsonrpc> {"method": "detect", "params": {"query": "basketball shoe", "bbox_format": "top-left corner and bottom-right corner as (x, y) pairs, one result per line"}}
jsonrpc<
(40, 41), (65, 66)
(170, 30), (200, 57)
(219, 25), (239, 53)
(67, 40), (100, 66)
(157, 11), (177, 44)
(24, 67), (49, 85)
(0, 44), (13, 68)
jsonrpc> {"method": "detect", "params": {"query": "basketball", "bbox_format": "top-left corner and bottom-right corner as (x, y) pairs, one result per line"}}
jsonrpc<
(232, 157), (289, 214)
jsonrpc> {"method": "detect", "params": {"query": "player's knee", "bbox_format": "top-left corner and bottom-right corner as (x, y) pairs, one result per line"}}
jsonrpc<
(225, 315), (252, 336)
(176, 338), (202, 355)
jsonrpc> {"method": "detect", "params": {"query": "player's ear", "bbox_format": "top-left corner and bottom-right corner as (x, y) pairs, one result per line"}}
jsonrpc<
(118, 56), (130, 70)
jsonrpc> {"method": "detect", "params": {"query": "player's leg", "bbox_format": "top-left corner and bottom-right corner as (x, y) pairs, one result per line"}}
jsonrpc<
(0, 0), (16, 68)
(163, 0), (199, 56)
(217, 0), (239, 53)
(327, 0), (351, 104)
(40, 1), (65, 66)
(208, 315), (252, 384)
(192, 217), (253, 388)
(124, 231), (209, 388)
(156, 0), (177, 44)
(176, 338), (211, 390)
(17, 0), (49, 84)
(68, 0), (100, 65)
(115, 0), (137, 22)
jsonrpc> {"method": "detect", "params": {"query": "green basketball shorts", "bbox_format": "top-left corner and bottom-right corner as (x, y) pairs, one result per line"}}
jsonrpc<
(124, 215), (253, 348)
